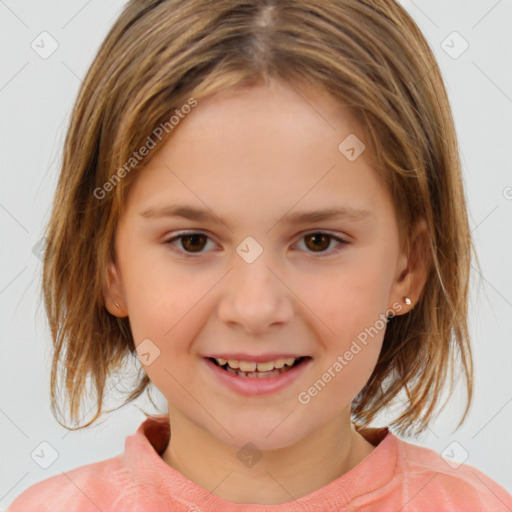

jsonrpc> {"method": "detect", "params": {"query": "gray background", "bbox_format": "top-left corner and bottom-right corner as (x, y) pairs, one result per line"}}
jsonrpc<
(1, 0), (511, 508)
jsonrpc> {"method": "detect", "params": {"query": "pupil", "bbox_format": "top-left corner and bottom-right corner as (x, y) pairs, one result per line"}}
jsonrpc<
(307, 233), (329, 251)
(183, 234), (205, 252)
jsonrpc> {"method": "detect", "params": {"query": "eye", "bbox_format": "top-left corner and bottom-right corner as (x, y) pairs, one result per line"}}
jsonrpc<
(294, 231), (349, 257)
(164, 232), (216, 255)
(163, 230), (349, 257)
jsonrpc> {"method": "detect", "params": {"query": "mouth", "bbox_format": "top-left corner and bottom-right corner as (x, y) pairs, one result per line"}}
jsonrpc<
(206, 356), (311, 379)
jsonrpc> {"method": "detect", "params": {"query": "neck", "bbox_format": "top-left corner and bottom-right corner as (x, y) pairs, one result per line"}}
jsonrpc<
(161, 409), (376, 505)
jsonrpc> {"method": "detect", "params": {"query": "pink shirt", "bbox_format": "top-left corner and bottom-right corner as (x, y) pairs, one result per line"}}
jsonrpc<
(7, 414), (511, 511)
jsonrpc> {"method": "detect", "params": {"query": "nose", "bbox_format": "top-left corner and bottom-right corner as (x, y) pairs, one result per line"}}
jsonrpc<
(216, 252), (294, 335)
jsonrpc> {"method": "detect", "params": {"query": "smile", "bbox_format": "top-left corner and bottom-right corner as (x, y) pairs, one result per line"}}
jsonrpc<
(210, 356), (307, 378)
(203, 356), (313, 396)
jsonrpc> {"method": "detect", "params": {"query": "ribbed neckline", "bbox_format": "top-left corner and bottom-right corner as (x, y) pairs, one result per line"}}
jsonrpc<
(124, 414), (398, 511)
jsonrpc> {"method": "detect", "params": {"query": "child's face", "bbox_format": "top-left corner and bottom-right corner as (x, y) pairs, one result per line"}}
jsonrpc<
(107, 80), (413, 450)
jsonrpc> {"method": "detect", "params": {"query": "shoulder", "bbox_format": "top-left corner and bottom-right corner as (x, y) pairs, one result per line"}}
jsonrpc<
(6, 455), (131, 512)
(391, 435), (512, 512)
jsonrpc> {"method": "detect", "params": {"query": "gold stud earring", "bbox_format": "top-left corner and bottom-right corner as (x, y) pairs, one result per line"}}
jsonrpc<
(113, 299), (121, 308)
(404, 297), (412, 305)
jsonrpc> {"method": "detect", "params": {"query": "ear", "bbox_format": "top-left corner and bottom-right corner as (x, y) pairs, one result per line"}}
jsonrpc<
(388, 217), (431, 316)
(102, 257), (129, 318)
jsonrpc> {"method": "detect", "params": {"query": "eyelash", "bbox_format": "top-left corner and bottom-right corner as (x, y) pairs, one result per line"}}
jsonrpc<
(163, 231), (349, 258)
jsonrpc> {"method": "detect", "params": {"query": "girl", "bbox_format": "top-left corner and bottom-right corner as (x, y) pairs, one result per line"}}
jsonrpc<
(8, 0), (512, 510)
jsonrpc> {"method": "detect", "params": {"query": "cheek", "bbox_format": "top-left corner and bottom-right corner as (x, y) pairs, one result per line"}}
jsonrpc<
(121, 247), (200, 335)
(306, 255), (393, 340)
(296, 253), (390, 403)
(298, 308), (385, 418)
(298, 340), (382, 422)
(124, 264), (202, 401)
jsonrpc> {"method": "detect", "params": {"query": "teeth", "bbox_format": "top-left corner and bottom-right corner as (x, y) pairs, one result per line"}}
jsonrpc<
(214, 357), (298, 372)
(239, 361), (257, 372)
(225, 365), (288, 378)
(256, 361), (275, 372)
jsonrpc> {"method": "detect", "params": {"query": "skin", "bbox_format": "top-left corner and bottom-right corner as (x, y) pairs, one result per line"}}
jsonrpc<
(104, 79), (428, 505)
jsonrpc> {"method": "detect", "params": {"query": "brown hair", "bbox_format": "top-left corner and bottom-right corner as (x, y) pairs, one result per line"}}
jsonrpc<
(42, 0), (477, 435)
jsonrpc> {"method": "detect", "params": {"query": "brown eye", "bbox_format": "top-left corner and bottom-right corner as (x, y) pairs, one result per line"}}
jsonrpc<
(179, 234), (208, 252)
(164, 232), (214, 255)
(165, 231), (348, 258)
(296, 231), (349, 257)
(304, 233), (332, 252)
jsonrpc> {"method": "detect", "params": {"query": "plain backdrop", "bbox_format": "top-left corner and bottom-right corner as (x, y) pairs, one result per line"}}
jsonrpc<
(1, 0), (511, 509)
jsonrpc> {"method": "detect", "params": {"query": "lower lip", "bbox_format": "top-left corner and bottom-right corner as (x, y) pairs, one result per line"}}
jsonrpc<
(203, 357), (312, 396)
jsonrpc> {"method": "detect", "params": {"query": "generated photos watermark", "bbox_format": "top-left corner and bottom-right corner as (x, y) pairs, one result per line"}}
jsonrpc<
(297, 302), (403, 405)
(93, 98), (198, 200)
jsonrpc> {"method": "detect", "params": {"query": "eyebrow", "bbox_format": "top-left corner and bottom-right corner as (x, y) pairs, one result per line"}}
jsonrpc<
(139, 204), (373, 227)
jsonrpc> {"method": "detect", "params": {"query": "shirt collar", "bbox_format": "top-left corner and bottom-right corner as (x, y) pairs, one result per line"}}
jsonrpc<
(124, 414), (398, 511)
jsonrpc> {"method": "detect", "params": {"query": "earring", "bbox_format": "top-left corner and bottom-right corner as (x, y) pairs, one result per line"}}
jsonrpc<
(113, 299), (121, 308)
(404, 297), (412, 305)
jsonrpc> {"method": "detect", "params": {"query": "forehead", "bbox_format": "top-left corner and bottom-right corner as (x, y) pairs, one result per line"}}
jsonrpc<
(166, 81), (363, 149)
(123, 81), (392, 226)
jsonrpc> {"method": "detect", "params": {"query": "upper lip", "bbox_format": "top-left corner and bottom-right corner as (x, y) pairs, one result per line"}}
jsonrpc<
(205, 353), (309, 363)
